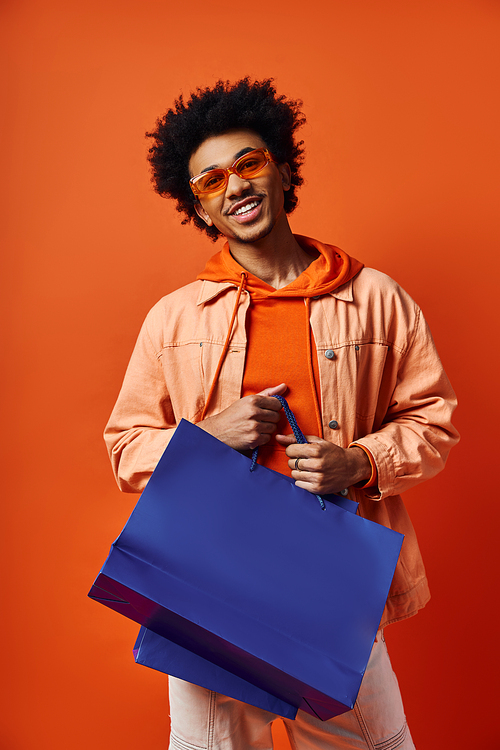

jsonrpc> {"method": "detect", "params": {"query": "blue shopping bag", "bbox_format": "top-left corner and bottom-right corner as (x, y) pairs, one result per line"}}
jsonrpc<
(133, 626), (299, 719)
(89, 401), (403, 721)
(132, 490), (361, 721)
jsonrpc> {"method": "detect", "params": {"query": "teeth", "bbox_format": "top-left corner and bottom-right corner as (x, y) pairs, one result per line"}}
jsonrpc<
(233, 200), (259, 216)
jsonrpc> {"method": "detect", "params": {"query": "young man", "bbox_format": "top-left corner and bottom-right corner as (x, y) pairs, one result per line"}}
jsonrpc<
(104, 78), (459, 749)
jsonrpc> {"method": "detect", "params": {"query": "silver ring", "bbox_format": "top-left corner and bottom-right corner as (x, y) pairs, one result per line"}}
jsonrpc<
(295, 458), (301, 471)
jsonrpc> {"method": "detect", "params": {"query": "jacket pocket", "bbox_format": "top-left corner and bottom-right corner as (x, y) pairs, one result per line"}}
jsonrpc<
(354, 343), (389, 419)
(161, 342), (207, 422)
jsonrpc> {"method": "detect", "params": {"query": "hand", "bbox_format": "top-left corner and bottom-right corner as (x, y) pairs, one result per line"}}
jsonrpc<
(275, 434), (371, 495)
(198, 383), (287, 451)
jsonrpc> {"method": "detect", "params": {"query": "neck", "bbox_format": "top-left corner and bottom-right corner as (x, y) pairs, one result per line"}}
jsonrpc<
(226, 215), (312, 289)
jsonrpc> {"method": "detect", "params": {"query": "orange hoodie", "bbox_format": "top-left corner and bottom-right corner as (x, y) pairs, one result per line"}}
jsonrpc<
(197, 235), (367, 476)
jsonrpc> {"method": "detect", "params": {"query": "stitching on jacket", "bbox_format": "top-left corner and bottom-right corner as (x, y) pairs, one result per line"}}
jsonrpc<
(317, 339), (397, 350)
(400, 305), (421, 360)
(162, 341), (247, 351)
(380, 596), (430, 629)
(317, 297), (334, 343)
(386, 576), (429, 599)
(144, 318), (164, 360)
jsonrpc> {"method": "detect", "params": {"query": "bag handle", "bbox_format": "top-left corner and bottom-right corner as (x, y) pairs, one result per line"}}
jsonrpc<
(250, 395), (326, 511)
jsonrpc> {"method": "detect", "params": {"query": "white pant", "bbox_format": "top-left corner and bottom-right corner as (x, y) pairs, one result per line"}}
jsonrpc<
(168, 633), (415, 750)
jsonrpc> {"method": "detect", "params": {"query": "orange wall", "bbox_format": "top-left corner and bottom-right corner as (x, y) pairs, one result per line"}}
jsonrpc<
(1, 1), (499, 748)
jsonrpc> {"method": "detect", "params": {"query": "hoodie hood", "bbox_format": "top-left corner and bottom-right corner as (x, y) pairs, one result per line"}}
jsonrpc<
(196, 235), (363, 300)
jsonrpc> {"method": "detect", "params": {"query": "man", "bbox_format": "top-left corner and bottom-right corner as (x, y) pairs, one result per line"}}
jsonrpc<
(104, 78), (459, 749)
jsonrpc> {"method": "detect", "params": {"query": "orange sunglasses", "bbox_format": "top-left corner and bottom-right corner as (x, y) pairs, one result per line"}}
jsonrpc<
(189, 148), (277, 197)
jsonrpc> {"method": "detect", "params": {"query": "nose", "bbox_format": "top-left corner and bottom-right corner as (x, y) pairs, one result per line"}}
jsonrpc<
(226, 170), (251, 198)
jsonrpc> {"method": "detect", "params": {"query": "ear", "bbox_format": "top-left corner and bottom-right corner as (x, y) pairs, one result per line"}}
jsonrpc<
(193, 200), (213, 227)
(278, 162), (292, 191)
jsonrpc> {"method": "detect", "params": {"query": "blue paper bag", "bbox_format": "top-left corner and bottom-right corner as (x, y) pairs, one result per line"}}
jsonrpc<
(89, 417), (403, 721)
(133, 490), (361, 721)
(133, 626), (299, 719)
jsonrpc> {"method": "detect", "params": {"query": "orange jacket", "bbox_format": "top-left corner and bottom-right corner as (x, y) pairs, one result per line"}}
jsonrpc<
(104, 239), (459, 627)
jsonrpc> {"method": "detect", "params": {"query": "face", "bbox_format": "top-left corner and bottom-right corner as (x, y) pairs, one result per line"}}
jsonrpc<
(188, 129), (291, 244)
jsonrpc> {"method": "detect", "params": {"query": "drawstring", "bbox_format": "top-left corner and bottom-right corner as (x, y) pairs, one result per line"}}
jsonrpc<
(250, 395), (326, 511)
(305, 297), (323, 439)
(200, 272), (248, 421)
(200, 284), (326, 511)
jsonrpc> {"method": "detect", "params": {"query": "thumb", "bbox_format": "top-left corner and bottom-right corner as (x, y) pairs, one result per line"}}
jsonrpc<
(258, 382), (287, 397)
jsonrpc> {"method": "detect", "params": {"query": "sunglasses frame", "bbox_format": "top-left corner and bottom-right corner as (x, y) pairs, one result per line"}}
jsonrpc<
(189, 147), (278, 198)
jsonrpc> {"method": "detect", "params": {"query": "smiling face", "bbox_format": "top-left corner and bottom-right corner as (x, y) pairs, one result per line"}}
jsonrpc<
(188, 129), (291, 246)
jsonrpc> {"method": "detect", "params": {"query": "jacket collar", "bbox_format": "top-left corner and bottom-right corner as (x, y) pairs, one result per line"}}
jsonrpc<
(197, 277), (355, 305)
(329, 278), (354, 302)
(197, 280), (239, 305)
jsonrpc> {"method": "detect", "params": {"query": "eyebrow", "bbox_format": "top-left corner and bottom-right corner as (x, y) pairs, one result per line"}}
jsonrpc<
(200, 147), (256, 174)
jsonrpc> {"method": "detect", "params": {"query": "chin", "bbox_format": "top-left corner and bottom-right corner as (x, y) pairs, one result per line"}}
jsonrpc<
(231, 220), (276, 244)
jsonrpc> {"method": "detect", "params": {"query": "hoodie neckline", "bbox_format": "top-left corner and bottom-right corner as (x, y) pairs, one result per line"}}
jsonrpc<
(196, 235), (363, 301)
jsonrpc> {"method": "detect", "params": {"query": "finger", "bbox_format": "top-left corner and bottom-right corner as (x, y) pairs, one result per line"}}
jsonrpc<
(275, 433), (296, 446)
(295, 479), (323, 494)
(255, 397), (285, 414)
(253, 406), (282, 423)
(283, 443), (317, 458)
(256, 433), (272, 446)
(257, 383), (287, 397)
(256, 420), (280, 435)
(288, 457), (312, 473)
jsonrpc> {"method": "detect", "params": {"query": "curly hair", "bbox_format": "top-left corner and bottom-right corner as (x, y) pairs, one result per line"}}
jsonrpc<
(146, 78), (306, 240)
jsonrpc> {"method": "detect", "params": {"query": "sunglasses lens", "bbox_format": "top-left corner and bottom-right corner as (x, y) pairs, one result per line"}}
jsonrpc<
(237, 151), (268, 178)
(195, 170), (227, 194)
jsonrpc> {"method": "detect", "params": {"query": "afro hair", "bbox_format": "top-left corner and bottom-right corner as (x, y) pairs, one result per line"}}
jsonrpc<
(146, 78), (306, 240)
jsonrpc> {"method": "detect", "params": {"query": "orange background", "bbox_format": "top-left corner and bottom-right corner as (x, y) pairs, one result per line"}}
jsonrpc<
(1, 1), (499, 748)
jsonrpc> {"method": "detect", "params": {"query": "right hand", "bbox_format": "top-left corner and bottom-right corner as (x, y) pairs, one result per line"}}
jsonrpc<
(198, 383), (287, 450)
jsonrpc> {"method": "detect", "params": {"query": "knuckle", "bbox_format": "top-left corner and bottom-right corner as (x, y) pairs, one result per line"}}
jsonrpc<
(248, 434), (260, 449)
(245, 396), (258, 412)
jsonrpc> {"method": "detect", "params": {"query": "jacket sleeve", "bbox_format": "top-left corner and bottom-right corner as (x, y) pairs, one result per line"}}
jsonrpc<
(351, 308), (459, 500)
(104, 315), (176, 493)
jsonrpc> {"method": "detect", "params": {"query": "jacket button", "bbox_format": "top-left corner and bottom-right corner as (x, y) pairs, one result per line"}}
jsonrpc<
(329, 420), (339, 430)
(325, 349), (336, 360)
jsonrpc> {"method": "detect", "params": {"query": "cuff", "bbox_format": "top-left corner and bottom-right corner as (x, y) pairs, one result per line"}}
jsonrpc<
(348, 442), (378, 488)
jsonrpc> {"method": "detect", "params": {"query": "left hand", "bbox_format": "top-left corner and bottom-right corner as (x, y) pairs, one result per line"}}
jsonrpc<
(275, 434), (371, 495)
